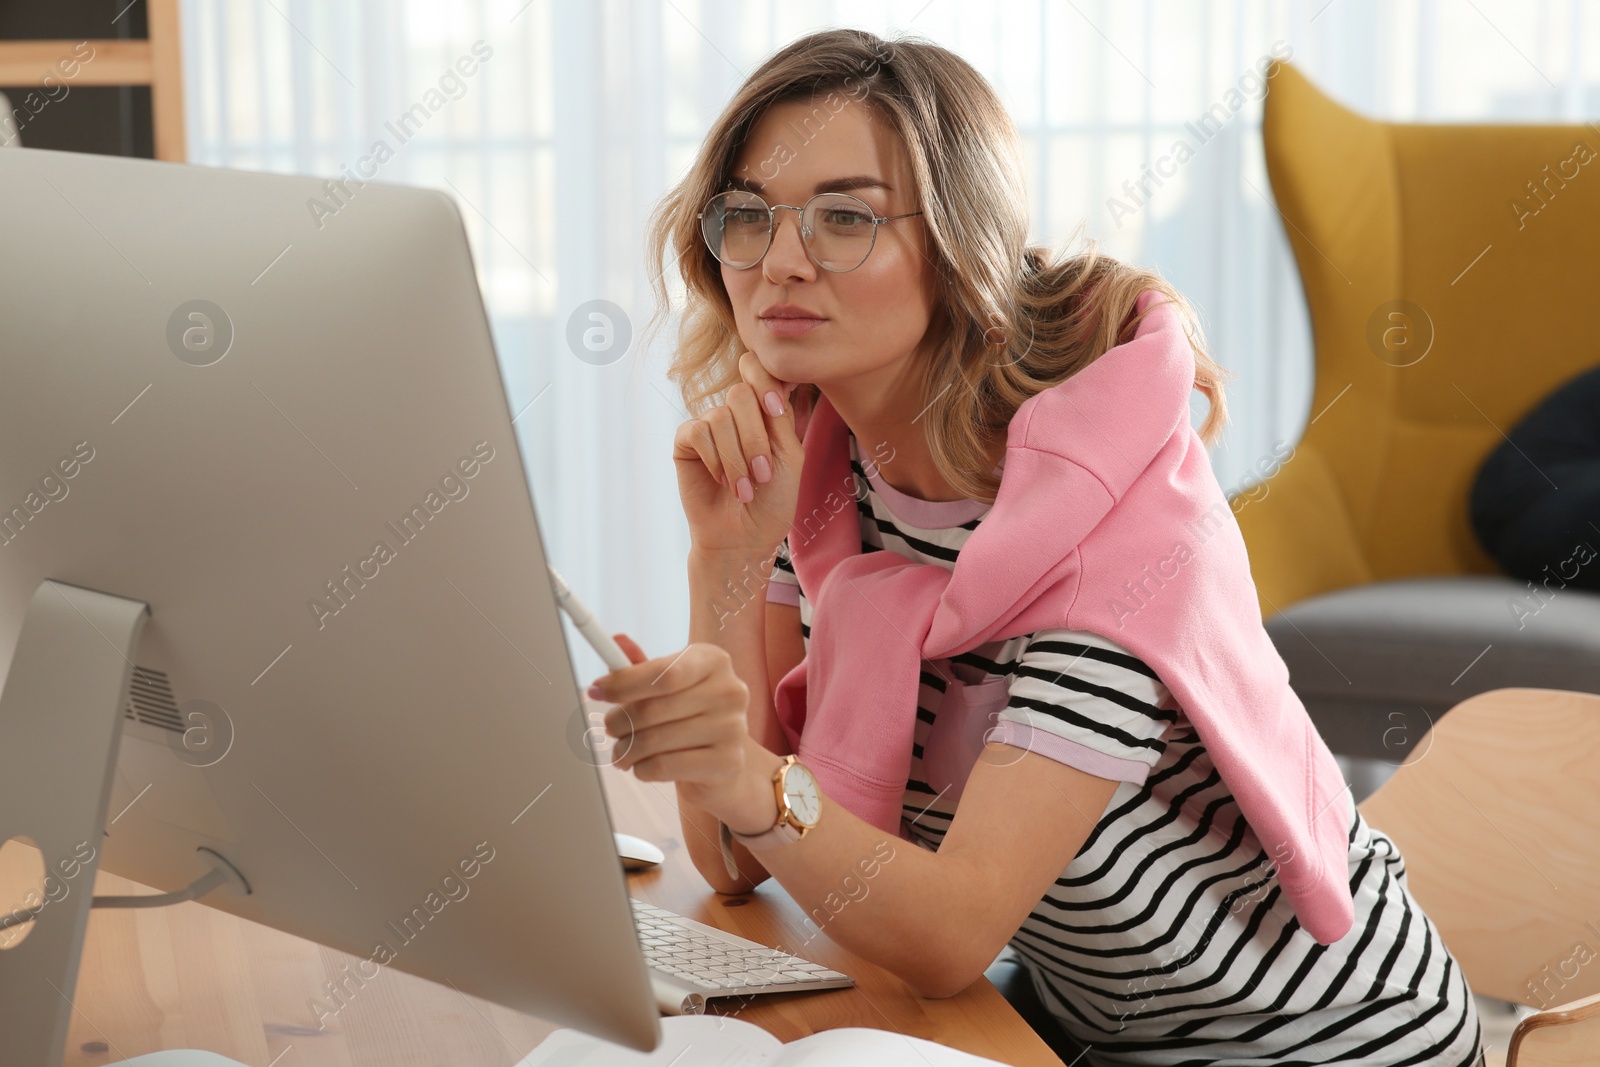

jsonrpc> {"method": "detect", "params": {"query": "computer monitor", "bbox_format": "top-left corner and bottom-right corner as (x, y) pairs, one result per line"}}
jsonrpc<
(0, 146), (663, 1062)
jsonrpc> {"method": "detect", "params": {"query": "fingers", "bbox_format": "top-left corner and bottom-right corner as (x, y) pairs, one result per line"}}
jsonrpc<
(613, 632), (648, 665)
(701, 403), (748, 497)
(714, 351), (800, 498)
(620, 743), (741, 784)
(708, 388), (771, 502)
(670, 352), (802, 497)
(672, 401), (763, 494)
(737, 350), (802, 456)
(737, 350), (797, 418)
(672, 418), (728, 487)
(590, 642), (724, 708)
(611, 714), (732, 773)
(602, 666), (748, 741)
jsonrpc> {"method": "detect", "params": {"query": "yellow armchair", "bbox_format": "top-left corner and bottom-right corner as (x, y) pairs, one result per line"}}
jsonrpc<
(1242, 60), (1600, 613)
(1239, 63), (1600, 768)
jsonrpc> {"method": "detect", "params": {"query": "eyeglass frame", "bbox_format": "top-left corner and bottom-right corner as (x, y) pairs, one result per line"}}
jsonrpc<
(696, 187), (925, 273)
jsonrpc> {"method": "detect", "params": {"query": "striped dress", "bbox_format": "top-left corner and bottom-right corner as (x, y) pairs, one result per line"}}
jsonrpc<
(765, 433), (1484, 1067)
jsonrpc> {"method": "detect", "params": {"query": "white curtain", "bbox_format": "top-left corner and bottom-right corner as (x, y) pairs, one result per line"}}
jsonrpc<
(181, 0), (1597, 676)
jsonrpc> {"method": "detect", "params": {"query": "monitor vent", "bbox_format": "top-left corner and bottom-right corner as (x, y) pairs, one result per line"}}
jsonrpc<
(125, 666), (182, 733)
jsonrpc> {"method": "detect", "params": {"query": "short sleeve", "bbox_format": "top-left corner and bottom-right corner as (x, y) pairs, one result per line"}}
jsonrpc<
(988, 632), (1176, 785)
(765, 537), (801, 607)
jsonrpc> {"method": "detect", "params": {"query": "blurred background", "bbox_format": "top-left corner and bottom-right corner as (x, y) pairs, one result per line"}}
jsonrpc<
(3, 0), (1595, 676)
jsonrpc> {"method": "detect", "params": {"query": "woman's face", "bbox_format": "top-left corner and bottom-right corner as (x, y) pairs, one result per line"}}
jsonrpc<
(720, 96), (940, 399)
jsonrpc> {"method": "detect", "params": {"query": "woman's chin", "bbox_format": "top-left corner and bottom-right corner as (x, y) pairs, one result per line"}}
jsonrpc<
(749, 350), (805, 386)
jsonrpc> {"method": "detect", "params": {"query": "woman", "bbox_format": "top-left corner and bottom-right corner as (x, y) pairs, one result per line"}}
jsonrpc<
(591, 27), (1484, 1067)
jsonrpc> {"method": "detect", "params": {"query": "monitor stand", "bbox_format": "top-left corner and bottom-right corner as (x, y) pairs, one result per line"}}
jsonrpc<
(0, 579), (313, 1067)
(0, 580), (156, 1064)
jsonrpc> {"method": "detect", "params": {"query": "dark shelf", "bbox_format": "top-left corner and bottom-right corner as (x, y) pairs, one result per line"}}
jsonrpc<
(0, 0), (158, 157)
(0, 0), (148, 39)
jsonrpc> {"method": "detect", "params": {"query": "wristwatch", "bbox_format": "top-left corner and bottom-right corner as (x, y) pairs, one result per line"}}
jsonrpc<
(718, 754), (821, 881)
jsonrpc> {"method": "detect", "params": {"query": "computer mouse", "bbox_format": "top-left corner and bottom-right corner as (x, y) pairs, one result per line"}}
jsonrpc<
(614, 831), (664, 871)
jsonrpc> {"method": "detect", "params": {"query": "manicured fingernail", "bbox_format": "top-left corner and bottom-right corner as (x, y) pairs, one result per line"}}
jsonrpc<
(736, 476), (754, 503)
(764, 390), (784, 417)
(752, 455), (772, 483)
(587, 682), (604, 699)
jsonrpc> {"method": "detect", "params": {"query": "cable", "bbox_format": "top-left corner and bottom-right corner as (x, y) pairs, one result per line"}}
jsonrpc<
(89, 864), (232, 910)
(0, 847), (249, 931)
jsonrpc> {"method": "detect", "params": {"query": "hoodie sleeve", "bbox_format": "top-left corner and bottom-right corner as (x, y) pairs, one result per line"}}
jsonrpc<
(1012, 290), (1196, 504)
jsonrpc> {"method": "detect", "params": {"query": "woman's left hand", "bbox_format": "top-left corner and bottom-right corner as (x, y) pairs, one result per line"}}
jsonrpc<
(671, 351), (804, 561)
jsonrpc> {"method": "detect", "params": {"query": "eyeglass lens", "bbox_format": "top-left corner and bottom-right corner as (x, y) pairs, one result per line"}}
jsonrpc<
(701, 191), (878, 271)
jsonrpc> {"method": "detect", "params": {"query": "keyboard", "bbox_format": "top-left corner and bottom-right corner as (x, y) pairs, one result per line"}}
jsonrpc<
(631, 898), (853, 1011)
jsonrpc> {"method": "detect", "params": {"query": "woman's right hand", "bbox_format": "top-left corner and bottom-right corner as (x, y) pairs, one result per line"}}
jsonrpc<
(596, 634), (757, 818)
(673, 350), (808, 559)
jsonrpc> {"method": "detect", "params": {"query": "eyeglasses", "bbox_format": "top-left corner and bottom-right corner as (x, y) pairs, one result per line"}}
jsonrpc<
(697, 189), (924, 273)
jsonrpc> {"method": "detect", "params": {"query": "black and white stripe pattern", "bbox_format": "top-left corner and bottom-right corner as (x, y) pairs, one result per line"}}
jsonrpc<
(767, 435), (1484, 1067)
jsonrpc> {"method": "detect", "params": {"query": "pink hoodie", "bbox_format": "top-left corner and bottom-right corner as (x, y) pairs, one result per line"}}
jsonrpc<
(771, 288), (1355, 945)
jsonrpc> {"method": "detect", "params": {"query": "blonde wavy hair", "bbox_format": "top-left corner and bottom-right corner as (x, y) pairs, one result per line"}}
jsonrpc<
(642, 27), (1231, 505)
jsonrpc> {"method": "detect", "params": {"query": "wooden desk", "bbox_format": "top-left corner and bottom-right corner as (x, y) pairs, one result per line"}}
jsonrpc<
(58, 760), (1065, 1066)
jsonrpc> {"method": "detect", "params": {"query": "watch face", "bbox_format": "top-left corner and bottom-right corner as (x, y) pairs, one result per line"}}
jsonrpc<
(781, 762), (822, 826)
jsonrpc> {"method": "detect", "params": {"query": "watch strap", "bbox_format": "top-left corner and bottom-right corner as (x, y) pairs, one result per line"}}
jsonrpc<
(717, 816), (802, 882)
(730, 818), (804, 850)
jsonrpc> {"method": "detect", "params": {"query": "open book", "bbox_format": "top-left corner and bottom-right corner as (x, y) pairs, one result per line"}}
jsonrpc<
(518, 1013), (1015, 1066)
